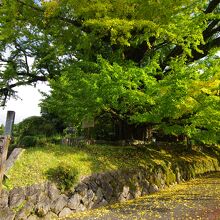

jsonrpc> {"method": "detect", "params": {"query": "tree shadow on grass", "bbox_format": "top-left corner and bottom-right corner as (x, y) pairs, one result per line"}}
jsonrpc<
(29, 143), (220, 187)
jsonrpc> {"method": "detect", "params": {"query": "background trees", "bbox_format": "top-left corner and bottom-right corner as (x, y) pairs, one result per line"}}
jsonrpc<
(1, 0), (219, 144)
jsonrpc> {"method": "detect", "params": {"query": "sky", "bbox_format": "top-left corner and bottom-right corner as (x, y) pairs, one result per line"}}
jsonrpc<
(0, 48), (51, 125)
(0, 83), (50, 125)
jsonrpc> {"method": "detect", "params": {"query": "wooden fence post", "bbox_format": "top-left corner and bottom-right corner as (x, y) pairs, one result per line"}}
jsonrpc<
(0, 111), (15, 193)
(0, 136), (11, 192)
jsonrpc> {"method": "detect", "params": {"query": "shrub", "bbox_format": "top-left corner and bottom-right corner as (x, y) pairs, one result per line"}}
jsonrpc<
(36, 136), (48, 147)
(0, 124), (4, 135)
(48, 135), (62, 145)
(17, 116), (57, 138)
(46, 164), (79, 192)
(19, 136), (38, 147)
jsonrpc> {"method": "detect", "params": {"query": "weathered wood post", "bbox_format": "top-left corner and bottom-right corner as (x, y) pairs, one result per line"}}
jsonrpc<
(0, 111), (15, 193)
(4, 111), (15, 136)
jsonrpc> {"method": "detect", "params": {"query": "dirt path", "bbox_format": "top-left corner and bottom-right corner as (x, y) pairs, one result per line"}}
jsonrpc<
(66, 172), (220, 220)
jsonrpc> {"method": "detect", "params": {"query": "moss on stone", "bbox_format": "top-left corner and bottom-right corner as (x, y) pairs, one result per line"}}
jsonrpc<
(12, 200), (26, 213)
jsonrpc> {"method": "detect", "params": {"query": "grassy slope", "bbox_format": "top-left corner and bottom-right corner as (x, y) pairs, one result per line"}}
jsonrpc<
(4, 144), (220, 190)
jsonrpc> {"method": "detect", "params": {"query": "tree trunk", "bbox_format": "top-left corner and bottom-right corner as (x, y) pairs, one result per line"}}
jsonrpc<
(146, 125), (153, 142)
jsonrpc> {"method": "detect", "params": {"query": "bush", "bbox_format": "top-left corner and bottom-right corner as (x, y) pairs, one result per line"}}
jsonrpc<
(46, 164), (79, 192)
(17, 116), (57, 138)
(36, 136), (48, 147)
(19, 136), (38, 147)
(0, 124), (4, 135)
(48, 135), (62, 145)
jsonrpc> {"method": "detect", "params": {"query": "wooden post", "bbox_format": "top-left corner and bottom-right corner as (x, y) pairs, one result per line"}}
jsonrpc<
(0, 136), (10, 192)
(4, 111), (15, 136)
(0, 111), (15, 193)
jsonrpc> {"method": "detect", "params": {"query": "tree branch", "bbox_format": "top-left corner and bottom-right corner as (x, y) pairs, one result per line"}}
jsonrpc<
(0, 75), (47, 106)
(160, 0), (220, 73)
(17, 0), (82, 27)
(205, 0), (220, 13)
(14, 41), (30, 75)
(190, 36), (220, 61)
(203, 21), (220, 41)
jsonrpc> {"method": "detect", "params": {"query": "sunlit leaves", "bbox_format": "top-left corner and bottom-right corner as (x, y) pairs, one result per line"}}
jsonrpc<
(1, 0), (219, 144)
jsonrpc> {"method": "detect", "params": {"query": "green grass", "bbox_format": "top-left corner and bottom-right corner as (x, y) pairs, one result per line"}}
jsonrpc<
(4, 144), (220, 190)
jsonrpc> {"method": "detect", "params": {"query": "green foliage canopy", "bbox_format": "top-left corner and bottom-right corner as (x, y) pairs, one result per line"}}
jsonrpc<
(17, 116), (56, 138)
(0, 0), (220, 143)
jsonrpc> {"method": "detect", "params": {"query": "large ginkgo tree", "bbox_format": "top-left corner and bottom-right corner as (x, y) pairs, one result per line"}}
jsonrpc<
(1, 0), (220, 144)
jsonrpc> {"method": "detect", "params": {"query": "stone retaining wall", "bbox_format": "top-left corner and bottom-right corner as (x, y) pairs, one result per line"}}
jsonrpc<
(0, 157), (219, 219)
